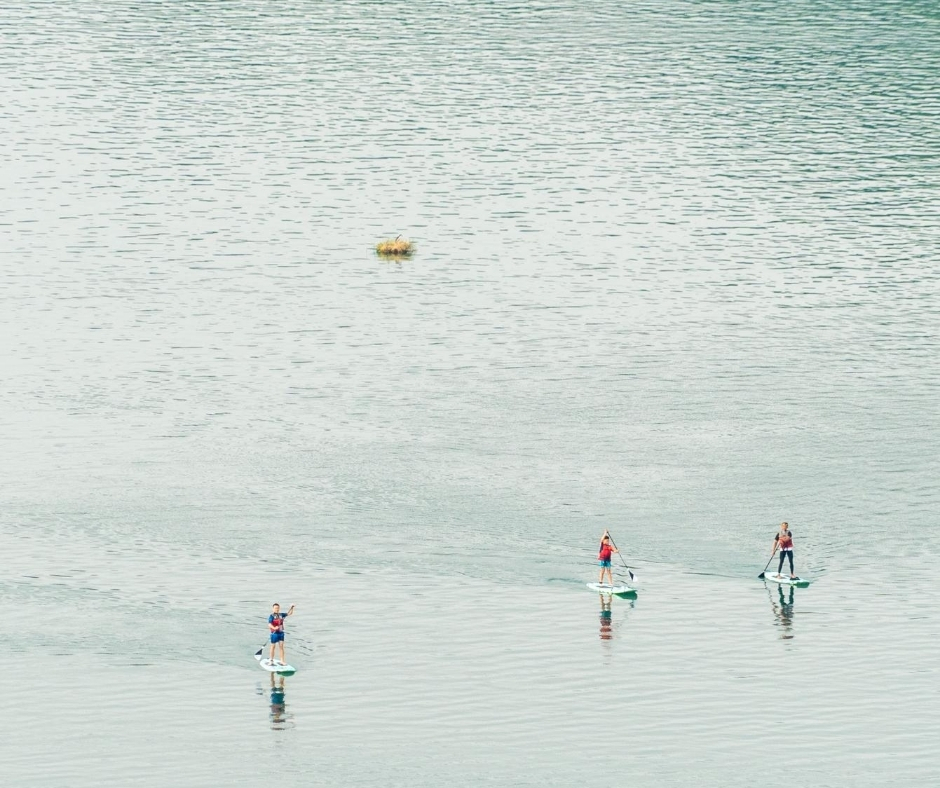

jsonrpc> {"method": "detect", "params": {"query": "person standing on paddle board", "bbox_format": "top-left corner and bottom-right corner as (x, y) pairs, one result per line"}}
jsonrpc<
(772, 522), (795, 579)
(597, 531), (619, 586)
(268, 603), (294, 665)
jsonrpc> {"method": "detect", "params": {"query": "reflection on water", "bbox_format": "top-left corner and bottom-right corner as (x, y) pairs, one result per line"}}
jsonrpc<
(599, 595), (613, 641)
(597, 593), (635, 644)
(257, 673), (292, 731)
(767, 584), (796, 641)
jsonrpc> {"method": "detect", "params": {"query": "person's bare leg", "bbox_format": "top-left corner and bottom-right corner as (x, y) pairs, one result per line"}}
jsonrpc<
(278, 642), (286, 664)
(269, 642), (275, 661)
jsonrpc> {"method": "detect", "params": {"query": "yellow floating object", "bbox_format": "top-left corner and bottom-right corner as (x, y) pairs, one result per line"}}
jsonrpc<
(375, 236), (414, 256)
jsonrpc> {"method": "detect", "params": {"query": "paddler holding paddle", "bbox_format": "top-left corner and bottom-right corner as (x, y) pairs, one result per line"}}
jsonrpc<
(772, 522), (796, 579)
(597, 531), (619, 586)
(268, 602), (295, 666)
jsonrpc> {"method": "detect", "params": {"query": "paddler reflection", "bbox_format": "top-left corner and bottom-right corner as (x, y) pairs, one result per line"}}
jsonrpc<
(599, 595), (613, 641)
(596, 592), (634, 642)
(769, 584), (795, 640)
(269, 673), (288, 728)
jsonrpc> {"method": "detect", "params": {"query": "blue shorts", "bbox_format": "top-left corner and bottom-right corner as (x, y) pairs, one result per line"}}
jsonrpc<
(599, 559), (611, 568)
(270, 632), (284, 644)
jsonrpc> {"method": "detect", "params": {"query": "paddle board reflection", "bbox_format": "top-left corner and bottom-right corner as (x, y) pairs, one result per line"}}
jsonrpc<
(768, 584), (796, 640)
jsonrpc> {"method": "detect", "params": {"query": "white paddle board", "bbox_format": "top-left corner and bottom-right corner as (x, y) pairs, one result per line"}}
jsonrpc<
(587, 582), (636, 595)
(764, 573), (809, 587)
(255, 650), (296, 674)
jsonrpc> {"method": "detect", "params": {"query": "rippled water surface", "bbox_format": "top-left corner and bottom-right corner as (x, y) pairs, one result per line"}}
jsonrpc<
(2, 2), (939, 786)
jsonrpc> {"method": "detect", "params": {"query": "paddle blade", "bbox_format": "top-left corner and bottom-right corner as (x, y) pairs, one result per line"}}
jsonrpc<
(254, 647), (264, 660)
(628, 570), (636, 583)
(758, 572), (766, 579)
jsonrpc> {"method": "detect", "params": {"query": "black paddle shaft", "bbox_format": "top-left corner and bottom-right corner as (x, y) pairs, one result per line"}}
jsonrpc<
(758, 550), (777, 579)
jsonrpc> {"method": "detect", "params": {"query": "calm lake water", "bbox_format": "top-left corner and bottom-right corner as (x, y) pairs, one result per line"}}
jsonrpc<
(2, 1), (939, 786)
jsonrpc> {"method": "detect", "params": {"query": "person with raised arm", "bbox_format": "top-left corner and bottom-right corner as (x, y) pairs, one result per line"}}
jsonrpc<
(597, 530), (619, 586)
(268, 602), (295, 666)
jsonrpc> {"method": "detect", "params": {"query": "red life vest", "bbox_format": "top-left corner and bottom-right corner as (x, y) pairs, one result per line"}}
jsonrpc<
(778, 532), (793, 550)
(598, 544), (613, 561)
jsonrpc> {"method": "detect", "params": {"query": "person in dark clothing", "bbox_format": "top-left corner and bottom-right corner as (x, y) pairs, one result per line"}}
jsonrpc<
(772, 522), (795, 579)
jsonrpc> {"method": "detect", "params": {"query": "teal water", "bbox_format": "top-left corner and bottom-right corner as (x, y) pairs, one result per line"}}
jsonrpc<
(2, 2), (939, 786)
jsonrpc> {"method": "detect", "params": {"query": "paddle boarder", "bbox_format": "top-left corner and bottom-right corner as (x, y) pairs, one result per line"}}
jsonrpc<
(772, 522), (795, 579)
(268, 602), (295, 665)
(597, 531), (619, 586)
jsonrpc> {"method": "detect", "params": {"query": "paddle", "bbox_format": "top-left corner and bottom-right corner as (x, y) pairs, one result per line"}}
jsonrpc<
(256, 645), (288, 667)
(605, 532), (636, 583)
(758, 548), (777, 580)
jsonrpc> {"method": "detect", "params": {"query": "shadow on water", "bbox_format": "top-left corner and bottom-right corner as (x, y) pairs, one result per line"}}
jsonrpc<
(766, 583), (796, 641)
